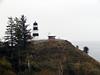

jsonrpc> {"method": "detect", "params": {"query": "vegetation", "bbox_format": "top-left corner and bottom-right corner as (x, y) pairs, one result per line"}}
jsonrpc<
(14, 15), (31, 48)
(0, 15), (32, 74)
(5, 17), (15, 47)
(83, 46), (89, 54)
(5, 15), (31, 48)
(30, 40), (100, 75)
(0, 15), (100, 75)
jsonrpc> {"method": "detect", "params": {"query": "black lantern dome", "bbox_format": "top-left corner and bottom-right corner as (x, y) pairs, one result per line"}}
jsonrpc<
(33, 21), (38, 25)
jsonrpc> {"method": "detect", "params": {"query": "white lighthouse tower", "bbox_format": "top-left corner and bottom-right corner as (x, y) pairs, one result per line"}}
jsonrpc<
(33, 21), (39, 40)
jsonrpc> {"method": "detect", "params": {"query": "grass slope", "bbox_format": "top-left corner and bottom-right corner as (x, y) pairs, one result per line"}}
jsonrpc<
(29, 39), (100, 75)
(0, 39), (100, 75)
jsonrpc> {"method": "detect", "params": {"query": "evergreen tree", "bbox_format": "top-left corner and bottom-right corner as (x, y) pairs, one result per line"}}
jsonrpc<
(14, 17), (23, 47)
(14, 15), (32, 48)
(20, 15), (31, 48)
(83, 46), (89, 54)
(5, 17), (15, 47)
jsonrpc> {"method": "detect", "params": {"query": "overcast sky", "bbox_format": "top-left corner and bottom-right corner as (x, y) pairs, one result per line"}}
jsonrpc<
(0, 0), (100, 41)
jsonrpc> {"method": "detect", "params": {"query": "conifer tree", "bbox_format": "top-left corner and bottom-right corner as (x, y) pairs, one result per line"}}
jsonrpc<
(20, 15), (31, 48)
(14, 15), (31, 48)
(5, 17), (15, 47)
(14, 17), (23, 47)
(83, 46), (89, 54)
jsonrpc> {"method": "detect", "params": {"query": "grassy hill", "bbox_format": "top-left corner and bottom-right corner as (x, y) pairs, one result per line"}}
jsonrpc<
(26, 39), (100, 75)
(0, 39), (100, 75)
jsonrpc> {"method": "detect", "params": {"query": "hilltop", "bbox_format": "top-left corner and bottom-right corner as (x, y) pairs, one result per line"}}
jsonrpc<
(27, 39), (100, 75)
(0, 39), (100, 75)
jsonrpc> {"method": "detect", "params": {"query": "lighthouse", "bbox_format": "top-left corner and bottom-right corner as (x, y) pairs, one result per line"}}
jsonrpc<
(33, 21), (39, 40)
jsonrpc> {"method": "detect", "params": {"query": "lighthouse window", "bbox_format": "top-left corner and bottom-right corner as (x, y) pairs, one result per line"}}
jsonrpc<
(33, 22), (38, 25)
(33, 27), (38, 30)
(33, 33), (39, 36)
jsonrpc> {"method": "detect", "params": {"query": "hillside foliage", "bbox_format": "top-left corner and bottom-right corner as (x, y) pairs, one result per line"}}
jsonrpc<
(0, 40), (99, 75)
(0, 15), (100, 75)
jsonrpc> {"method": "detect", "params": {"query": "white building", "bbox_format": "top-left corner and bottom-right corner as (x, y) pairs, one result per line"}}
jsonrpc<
(33, 21), (39, 40)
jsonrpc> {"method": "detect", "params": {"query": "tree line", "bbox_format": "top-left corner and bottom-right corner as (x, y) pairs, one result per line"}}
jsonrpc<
(0, 15), (90, 75)
(0, 15), (34, 74)
(4, 15), (32, 48)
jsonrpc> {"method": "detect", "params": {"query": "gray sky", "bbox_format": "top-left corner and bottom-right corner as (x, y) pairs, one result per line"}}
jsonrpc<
(0, 0), (100, 41)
